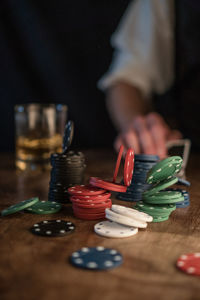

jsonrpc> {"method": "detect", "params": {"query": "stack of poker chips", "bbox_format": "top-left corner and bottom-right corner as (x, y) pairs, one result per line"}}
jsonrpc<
(94, 204), (153, 238)
(48, 151), (86, 203)
(68, 146), (135, 220)
(117, 154), (159, 202)
(135, 156), (190, 222)
(68, 185), (112, 220)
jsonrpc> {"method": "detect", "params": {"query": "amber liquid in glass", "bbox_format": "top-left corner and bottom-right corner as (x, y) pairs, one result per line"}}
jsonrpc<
(16, 133), (62, 171)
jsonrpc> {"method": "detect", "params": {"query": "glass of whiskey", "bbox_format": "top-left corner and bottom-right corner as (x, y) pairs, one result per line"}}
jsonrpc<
(15, 103), (67, 171)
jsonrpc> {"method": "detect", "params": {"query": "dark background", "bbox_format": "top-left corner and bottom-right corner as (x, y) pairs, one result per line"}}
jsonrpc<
(0, 0), (130, 152)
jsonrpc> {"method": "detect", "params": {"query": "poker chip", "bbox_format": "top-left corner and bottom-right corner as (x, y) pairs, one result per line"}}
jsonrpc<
(105, 208), (147, 228)
(89, 177), (127, 193)
(68, 184), (106, 196)
(113, 145), (124, 183)
(176, 253), (200, 276)
(49, 150), (86, 203)
(147, 156), (183, 184)
(70, 247), (123, 270)
(62, 120), (74, 154)
(73, 212), (105, 220)
(124, 148), (134, 186)
(143, 177), (178, 197)
(134, 201), (175, 222)
(25, 200), (62, 214)
(152, 215), (169, 222)
(177, 178), (191, 187)
(94, 220), (138, 238)
(70, 191), (111, 201)
(71, 199), (112, 208)
(1, 197), (39, 216)
(30, 220), (75, 237)
(111, 204), (153, 223)
(143, 191), (184, 204)
(134, 154), (159, 162)
(68, 184), (111, 220)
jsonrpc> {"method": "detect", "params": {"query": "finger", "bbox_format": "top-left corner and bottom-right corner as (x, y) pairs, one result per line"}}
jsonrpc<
(146, 114), (168, 158)
(121, 129), (141, 154)
(167, 130), (183, 141)
(114, 135), (124, 153)
(133, 116), (157, 154)
(148, 123), (168, 159)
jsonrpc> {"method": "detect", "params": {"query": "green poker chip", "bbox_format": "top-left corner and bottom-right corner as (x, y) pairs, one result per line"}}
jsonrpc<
(147, 156), (183, 184)
(135, 201), (176, 214)
(152, 215), (169, 223)
(144, 191), (184, 204)
(143, 177), (178, 197)
(25, 201), (62, 214)
(1, 197), (39, 216)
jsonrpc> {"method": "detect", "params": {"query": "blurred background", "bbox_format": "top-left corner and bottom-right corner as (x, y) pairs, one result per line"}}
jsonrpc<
(0, 0), (130, 152)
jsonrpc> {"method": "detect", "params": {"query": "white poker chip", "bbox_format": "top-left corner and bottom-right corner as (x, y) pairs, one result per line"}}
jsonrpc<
(111, 204), (153, 223)
(94, 220), (138, 238)
(105, 208), (147, 228)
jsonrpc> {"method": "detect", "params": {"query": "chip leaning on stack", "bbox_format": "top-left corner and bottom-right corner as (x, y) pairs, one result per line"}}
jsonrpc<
(135, 156), (190, 222)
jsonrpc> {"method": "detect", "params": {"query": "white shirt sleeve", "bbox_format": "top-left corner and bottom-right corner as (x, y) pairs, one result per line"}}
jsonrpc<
(98, 0), (174, 98)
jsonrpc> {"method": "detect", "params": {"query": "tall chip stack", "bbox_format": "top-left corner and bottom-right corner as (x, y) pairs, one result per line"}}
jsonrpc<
(116, 154), (159, 202)
(48, 121), (86, 203)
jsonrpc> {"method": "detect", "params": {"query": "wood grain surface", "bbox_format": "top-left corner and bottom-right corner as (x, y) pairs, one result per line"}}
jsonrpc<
(0, 150), (200, 300)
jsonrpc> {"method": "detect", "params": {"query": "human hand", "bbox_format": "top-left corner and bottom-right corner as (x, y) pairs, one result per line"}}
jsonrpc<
(114, 112), (182, 159)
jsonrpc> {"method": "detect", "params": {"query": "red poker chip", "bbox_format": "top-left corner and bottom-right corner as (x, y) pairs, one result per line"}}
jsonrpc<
(70, 192), (111, 201)
(70, 195), (111, 205)
(124, 148), (134, 186)
(73, 205), (108, 214)
(74, 211), (105, 220)
(68, 184), (106, 196)
(176, 253), (200, 276)
(113, 145), (124, 183)
(71, 198), (112, 208)
(90, 177), (127, 193)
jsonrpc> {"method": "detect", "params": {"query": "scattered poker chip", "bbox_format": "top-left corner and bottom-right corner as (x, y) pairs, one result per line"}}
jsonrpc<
(25, 200), (62, 214)
(30, 220), (75, 237)
(94, 220), (138, 238)
(90, 177), (127, 193)
(147, 156), (183, 184)
(1, 197), (39, 216)
(176, 253), (200, 276)
(62, 120), (74, 154)
(105, 208), (147, 228)
(124, 148), (134, 186)
(70, 247), (123, 270)
(68, 184), (106, 196)
(113, 145), (124, 183)
(111, 204), (153, 223)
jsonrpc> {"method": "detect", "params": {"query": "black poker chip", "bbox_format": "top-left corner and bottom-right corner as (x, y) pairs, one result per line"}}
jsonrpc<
(30, 220), (75, 237)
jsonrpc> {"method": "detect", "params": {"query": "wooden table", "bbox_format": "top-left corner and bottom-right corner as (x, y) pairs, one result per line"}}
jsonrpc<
(0, 150), (200, 300)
